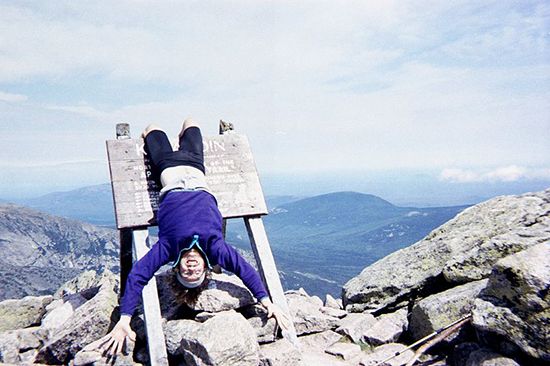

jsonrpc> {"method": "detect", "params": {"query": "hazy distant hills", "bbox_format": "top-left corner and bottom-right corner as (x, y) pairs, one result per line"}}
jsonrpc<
(9, 185), (468, 298)
(0, 203), (119, 300)
(17, 184), (116, 226)
(229, 191), (469, 297)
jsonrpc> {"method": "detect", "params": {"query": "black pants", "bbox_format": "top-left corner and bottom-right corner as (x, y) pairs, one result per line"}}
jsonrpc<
(144, 127), (205, 181)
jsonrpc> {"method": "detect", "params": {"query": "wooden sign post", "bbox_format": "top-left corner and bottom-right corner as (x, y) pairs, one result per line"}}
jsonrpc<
(106, 123), (296, 365)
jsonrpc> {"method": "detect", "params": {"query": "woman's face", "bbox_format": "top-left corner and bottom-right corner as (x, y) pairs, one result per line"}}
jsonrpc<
(178, 248), (206, 282)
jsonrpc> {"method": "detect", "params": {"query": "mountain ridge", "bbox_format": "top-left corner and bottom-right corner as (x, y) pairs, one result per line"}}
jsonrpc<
(0, 202), (119, 300)
(6, 185), (469, 298)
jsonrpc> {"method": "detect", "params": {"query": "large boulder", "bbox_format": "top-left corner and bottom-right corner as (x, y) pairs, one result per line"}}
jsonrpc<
(157, 271), (256, 317)
(409, 279), (487, 340)
(285, 290), (340, 336)
(335, 313), (377, 343)
(41, 293), (88, 330)
(472, 242), (550, 362)
(34, 270), (119, 364)
(361, 308), (408, 346)
(0, 295), (53, 332)
(465, 349), (521, 366)
(164, 310), (260, 366)
(343, 190), (550, 313)
(0, 327), (48, 364)
(241, 304), (277, 344)
(259, 338), (302, 366)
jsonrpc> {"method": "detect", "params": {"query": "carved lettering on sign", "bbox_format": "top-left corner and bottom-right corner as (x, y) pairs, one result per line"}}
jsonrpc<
(107, 134), (267, 229)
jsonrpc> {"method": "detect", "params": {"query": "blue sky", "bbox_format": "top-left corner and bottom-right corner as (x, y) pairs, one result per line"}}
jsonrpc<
(1, 1), (549, 200)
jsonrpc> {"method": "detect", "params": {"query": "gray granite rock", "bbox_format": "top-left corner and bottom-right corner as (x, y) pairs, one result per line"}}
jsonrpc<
(73, 337), (137, 366)
(465, 349), (521, 366)
(259, 338), (302, 366)
(320, 306), (348, 319)
(362, 308), (408, 346)
(297, 330), (343, 352)
(325, 342), (362, 361)
(286, 290), (340, 336)
(164, 310), (260, 366)
(242, 304), (277, 344)
(473, 243), (550, 361)
(41, 293), (87, 330)
(0, 295), (53, 332)
(343, 190), (550, 313)
(34, 271), (119, 364)
(335, 312), (377, 343)
(325, 294), (343, 309)
(0, 327), (48, 364)
(157, 271), (256, 316)
(359, 343), (414, 366)
(409, 279), (487, 340)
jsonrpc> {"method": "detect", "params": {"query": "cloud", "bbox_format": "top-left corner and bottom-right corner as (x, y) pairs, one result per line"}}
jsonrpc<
(0, 1), (548, 179)
(0, 91), (28, 103)
(439, 166), (550, 183)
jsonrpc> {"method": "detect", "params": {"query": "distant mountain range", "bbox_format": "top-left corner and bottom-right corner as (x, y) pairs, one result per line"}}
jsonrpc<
(7, 184), (468, 298)
(0, 203), (119, 300)
(226, 191), (468, 297)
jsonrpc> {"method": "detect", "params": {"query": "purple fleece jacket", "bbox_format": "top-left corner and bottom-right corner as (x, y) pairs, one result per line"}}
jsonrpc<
(120, 190), (268, 316)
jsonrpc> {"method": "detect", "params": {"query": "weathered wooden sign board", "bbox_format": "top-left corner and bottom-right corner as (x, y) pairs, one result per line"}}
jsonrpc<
(106, 134), (268, 229)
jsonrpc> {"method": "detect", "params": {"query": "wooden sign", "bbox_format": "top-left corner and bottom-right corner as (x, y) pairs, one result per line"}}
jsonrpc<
(106, 134), (268, 229)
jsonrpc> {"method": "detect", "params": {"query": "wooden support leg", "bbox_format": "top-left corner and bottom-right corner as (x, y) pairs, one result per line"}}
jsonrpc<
(119, 228), (133, 297)
(244, 216), (299, 345)
(132, 229), (169, 366)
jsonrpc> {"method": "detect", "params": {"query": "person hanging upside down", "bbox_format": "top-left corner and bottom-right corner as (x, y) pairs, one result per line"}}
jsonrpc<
(96, 118), (290, 355)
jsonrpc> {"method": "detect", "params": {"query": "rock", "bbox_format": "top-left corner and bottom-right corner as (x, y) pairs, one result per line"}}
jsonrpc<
(157, 271), (256, 315)
(359, 343), (414, 366)
(297, 330), (343, 352)
(34, 271), (119, 364)
(0, 295), (53, 332)
(453, 342), (482, 366)
(465, 349), (521, 366)
(53, 270), (103, 299)
(41, 293), (87, 330)
(335, 312), (377, 343)
(320, 306), (348, 319)
(0, 204), (119, 301)
(325, 294), (343, 309)
(298, 331), (351, 366)
(362, 308), (408, 346)
(241, 304), (277, 344)
(73, 337), (137, 366)
(0, 327), (48, 364)
(286, 291), (340, 336)
(343, 190), (550, 313)
(259, 338), (302, 366)
(325, 342), (362, 361)
(194, 311), (217, 322)
(164, 310), (260, 366)
(472, 243), (550, 361)
(409, 279), (487, 340)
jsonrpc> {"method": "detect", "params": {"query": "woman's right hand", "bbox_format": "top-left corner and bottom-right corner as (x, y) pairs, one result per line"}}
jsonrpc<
(92, 315), (136, 356)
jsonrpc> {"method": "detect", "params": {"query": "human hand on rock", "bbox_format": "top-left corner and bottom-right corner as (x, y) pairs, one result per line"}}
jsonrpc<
(91, 315), (136, 356)
(260, 297), (292, 332)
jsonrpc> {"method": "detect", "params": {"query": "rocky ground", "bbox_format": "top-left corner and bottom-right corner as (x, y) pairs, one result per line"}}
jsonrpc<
(0, 189), (548, 365)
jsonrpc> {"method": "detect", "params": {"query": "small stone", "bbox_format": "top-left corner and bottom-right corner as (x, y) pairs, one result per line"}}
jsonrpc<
(325, 342), (362, 360)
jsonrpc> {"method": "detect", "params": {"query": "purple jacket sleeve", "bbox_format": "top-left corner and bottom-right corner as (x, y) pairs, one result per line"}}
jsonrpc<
(211, 239), (269, 301)
(119, 238), (172, 316)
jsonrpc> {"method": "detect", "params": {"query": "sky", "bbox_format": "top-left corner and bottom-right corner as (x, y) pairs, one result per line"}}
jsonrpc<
(1, 1), (549, 202)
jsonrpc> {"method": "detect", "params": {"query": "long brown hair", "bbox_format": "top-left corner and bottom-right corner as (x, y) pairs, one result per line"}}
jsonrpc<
(170, 268), (212, 306)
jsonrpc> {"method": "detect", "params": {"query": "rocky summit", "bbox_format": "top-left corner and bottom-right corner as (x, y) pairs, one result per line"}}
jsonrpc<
(0, 189), (548, 365)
